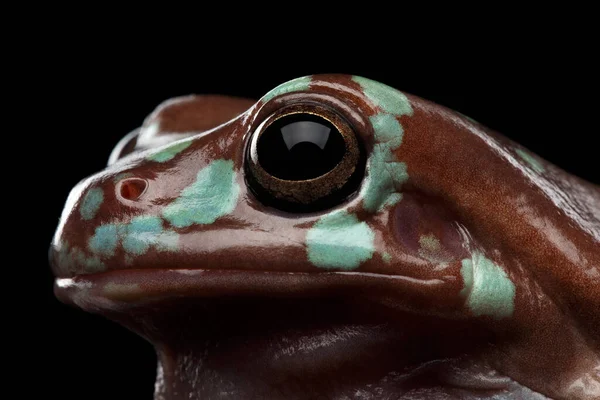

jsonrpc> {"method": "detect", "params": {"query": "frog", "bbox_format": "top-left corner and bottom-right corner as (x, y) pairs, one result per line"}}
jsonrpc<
(49, 75), (600, 400)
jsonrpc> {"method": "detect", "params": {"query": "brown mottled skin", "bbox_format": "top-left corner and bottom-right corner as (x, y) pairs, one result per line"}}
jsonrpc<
(49, 75), (599, 399)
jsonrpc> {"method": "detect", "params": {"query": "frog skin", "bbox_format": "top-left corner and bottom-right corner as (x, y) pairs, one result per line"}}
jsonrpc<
(49, 75), (600, 400)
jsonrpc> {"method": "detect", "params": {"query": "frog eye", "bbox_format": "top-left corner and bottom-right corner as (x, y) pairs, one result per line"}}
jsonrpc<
(246, 103), (365, 212)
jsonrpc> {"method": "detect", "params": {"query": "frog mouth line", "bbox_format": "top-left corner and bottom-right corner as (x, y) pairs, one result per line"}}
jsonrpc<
(54, 268), (458, 313)
(54, 269), (553, 400)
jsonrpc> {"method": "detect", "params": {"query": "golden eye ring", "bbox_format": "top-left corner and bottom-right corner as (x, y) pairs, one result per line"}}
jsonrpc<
(246, 103), (364, 211)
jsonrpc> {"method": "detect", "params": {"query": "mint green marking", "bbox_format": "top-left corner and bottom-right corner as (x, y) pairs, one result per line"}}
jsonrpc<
(371, 113), (403, 149)
(163, 159), (240, 227)
(122, 216), (162, 255)
(351, 77), (413, 213)
(70, 214), (181, 271)
(128, 215), (162, 233)
(88, 215), (180, 257)
(362, 141), (408, 212)
(261, 76), (312, 103)
(89, 224), (118, 256)
(58, 241), (106, 274)
(352, 76), (413, 116)
(80, 187), (104, 220)
(516, 148), (545, 174)
(121, 216), (179, 255)
(460, 252), (516, 319)
(147, 140), (192, 163)
(382, 252), (392, 263)
(154, 231), (179, 251)
(84, 257), (105, 273)
(306, 211), (375, 270)
(71, 247), (105, 273)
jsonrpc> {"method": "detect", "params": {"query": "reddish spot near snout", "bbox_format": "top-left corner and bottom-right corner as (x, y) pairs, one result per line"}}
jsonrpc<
(118, 178), (148, 201)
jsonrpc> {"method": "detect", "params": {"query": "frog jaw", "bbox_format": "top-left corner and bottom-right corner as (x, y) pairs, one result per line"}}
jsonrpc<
(55, 274), (555, 400)
(53, 266), (467, 324)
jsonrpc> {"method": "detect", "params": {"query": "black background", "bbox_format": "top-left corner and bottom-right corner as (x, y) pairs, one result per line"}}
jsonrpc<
(27, 35), (598, 400)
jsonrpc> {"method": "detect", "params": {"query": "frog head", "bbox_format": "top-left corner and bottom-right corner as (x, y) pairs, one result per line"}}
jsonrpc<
(50, 75), (600, 399)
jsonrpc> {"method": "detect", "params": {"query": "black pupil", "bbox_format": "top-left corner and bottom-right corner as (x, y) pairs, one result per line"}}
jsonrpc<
(257, 113), (346, 180)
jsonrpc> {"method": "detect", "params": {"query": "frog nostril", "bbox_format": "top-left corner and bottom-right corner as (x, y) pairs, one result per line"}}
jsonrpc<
(118, 178), (148, 201)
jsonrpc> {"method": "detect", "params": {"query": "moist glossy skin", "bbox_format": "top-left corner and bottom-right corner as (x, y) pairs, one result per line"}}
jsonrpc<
(49, 75), (600, 399)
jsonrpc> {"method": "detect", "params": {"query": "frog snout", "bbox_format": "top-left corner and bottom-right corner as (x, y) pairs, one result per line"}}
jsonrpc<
(50, 172), (155, 277)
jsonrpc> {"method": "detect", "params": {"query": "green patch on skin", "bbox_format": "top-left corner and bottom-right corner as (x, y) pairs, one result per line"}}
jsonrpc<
(163, 159), (240, 227)
(89, 216), (180, 258)
(362, 152), (408, 212)
(89, 224), (119, 256)
(460, 251), (516, 319)
(261, 76), (312, 103)
(122, 216), (179, 255)
(123, 216), (164, 255)
(80, 187), (104, 220)
(57, 241), (106, 274)
(147, 140), (192, 163)
(156, 233), (179, 251)
(306, 211), (375, 270)
(361, 113), (408, 212)
(371, 113), (404, 148)
(515, 148), (545, 174)
(351, 76), (413, 213)
(71, 247), (105, 273)
(65, 215), (181, 273)
(382, 252), (392, 263)
(352, 76), (413, 116)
